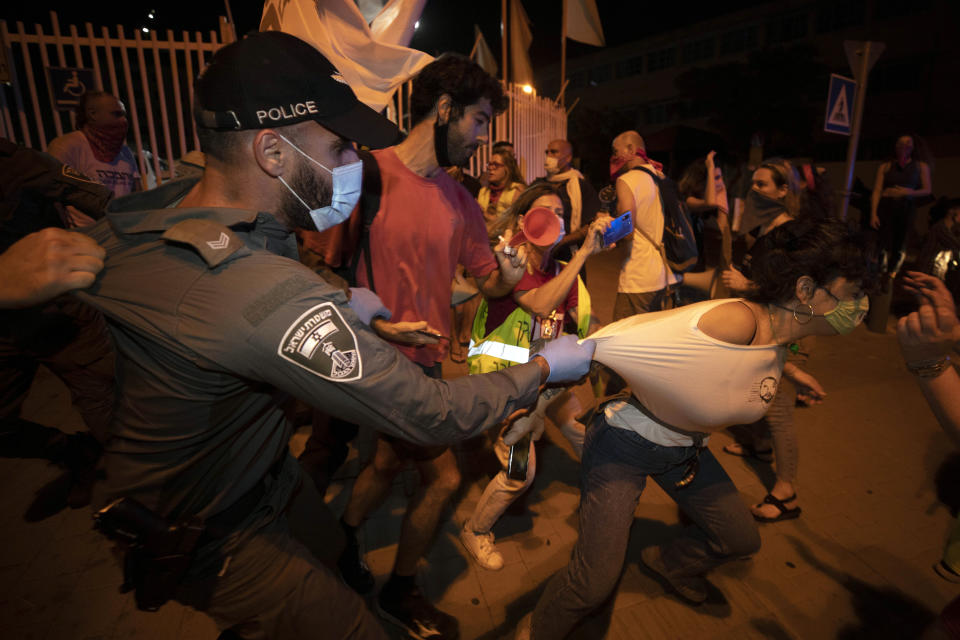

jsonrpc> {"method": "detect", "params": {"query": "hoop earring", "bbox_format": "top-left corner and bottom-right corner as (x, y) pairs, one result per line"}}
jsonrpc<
(793, 303), (814, 324)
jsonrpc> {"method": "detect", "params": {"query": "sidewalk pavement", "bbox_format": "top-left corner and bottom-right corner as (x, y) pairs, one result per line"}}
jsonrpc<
(1, 250), (957, 639)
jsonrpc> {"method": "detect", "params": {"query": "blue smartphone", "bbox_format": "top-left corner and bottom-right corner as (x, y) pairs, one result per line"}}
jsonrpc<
(602, 211), (633, 246)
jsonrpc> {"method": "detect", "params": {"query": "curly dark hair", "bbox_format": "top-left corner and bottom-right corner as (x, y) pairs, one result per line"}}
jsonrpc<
(746, 218), (872, 304)
(409, 53), (508, 127)
(678, 156), (709, 200)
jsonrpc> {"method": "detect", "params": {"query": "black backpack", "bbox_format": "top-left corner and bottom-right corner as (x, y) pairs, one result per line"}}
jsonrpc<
(333, 148), (383, 291)
(629, 166), (699, 273)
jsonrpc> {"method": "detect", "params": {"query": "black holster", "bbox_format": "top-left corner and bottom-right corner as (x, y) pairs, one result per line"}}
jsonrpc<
(93, 497), (205, 611)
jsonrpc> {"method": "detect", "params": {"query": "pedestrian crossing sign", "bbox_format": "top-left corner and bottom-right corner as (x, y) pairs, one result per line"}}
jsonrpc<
(824, 74), (855, 135)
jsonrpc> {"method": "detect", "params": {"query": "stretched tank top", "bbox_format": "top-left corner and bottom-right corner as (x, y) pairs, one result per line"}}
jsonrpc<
(589, 299), (786, 440)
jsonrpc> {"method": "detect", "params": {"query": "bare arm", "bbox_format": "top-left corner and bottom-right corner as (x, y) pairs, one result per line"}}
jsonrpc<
(554, 224), (588, 249)
(898, 271), (960, 446)
(704, 151), (717, 207)
(870, 163), (887, 227)
(515, 218), (608, 317)
(705, 151), (732, 268)
(616, 178), (636, 218)
(915, 368), (960, 447)
(720, 264), (753, 294)
(782, 362), (826, 405)
(717, 165), (733, 266)
(697, 300), (757, 344)
(718, 196), (732, 269)
(477, 266), (520, 299)
(476, 241), (528, 299)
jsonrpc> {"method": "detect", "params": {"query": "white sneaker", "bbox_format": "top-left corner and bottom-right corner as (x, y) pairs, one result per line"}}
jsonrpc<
(459, 524), (504, 570)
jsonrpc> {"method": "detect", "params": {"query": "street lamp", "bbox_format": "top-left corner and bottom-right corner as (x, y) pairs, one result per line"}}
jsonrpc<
(522, 84), (533, 94)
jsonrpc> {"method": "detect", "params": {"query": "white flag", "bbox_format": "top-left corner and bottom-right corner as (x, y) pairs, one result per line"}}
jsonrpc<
(370, 0), (428, 47)
(356, 0), (388, 24)
(471, 25), (498, 77)
(565, 0), (604, 47)
(510, 0), (534, 86)
(260, 0), (432, 113)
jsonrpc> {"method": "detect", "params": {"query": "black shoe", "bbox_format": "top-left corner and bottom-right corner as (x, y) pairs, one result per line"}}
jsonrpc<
(337, 536), (375, 595)
(377, 583), (459, 640)
(639, 546), (707, 605)
(60, 432), (102, 471)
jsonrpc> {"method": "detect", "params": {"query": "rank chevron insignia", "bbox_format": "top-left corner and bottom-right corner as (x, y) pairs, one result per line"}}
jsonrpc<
(206, 232), (230, 250)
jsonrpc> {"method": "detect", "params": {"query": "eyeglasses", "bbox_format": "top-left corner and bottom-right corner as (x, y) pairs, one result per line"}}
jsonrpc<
(487, 161), (505, 169)
(819, 286), (866, 303)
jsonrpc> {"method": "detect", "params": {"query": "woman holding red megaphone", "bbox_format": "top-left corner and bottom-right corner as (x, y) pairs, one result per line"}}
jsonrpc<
(459, 183), (611, 571)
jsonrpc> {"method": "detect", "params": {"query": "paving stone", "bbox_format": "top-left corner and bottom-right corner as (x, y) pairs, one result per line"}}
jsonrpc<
(110, 598), (187, 640)
(43, 583), (128, 640)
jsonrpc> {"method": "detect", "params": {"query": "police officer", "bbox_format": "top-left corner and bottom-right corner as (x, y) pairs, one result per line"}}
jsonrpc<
(76, 32), (595, 639)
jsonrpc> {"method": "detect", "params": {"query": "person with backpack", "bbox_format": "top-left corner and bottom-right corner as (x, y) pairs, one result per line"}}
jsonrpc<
(70, 33), (597, 639)
(333, 53), (532, 640)
(608, 130), (689, 319)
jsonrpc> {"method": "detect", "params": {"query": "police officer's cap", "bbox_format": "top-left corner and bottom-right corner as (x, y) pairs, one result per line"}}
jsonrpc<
(195, 31), (400, 149)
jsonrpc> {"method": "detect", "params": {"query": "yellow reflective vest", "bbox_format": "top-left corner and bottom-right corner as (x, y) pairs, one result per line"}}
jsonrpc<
(467, 271), (591, 374)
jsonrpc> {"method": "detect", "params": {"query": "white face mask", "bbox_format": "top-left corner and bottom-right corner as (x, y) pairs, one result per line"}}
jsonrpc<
(276, 133), (362, 232)
(544, 156), (559, 174)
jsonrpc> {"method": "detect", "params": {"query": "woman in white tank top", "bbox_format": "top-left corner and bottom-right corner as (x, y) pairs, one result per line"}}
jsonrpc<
(525, 218), (872, 638)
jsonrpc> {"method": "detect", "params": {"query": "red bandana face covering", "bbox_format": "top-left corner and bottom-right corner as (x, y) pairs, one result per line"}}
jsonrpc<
(609, 150), (663, 179)
(82, 121), (129, 163)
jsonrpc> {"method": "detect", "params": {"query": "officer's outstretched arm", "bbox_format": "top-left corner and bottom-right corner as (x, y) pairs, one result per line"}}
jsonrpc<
(228, 291), (590, 446)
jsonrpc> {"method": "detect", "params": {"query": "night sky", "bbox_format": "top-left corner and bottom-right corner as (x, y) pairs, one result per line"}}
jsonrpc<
(4, 1), (770, 68)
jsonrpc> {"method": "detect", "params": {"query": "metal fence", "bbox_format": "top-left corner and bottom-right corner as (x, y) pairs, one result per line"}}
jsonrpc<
(1, 11), (565, 188)
(0, 11), (232, 187)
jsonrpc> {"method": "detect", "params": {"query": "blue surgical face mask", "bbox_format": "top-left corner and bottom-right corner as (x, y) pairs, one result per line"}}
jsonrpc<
(276, 133), (362, 232)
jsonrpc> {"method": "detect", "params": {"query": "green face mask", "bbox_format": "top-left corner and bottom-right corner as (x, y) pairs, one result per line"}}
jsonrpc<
(821, 290), (869, 335)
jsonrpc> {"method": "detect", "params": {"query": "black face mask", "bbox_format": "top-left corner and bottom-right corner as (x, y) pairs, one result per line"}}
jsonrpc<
(740, 189), (788, 236)
(434, 114), (453, 168)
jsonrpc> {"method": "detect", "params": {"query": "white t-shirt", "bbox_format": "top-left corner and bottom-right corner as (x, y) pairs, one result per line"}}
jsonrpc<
(617, 165), (679, 293)
(47, 130), (140, 198)
(590, 299), (786, 445)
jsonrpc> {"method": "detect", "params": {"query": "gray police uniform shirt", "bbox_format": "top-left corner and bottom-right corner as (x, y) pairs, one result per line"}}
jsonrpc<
(77, 201), (541, 522)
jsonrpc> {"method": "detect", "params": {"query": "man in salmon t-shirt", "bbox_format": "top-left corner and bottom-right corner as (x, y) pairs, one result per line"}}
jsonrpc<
(336, 54), (525, 640)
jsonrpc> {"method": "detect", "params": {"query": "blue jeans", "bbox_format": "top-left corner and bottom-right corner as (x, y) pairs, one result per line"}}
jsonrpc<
(531, 412), (760, 639)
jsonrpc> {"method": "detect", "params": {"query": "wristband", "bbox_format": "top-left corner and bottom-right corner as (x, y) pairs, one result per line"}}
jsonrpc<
(906, 356), (951, 378)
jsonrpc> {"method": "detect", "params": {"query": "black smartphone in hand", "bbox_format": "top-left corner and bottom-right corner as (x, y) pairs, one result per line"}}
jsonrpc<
(414, 330), (449, 341)
(507, 433), (532, 482)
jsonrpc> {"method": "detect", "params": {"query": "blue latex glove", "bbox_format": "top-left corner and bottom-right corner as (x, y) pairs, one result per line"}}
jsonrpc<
(348, 287), (392, 325)
(538, 335), (596, 383)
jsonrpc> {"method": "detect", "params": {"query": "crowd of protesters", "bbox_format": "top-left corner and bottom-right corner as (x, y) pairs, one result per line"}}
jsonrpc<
(3, 28), (960, 640)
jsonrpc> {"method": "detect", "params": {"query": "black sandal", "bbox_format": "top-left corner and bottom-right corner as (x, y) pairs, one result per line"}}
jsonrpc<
(753, 493), (801, 523)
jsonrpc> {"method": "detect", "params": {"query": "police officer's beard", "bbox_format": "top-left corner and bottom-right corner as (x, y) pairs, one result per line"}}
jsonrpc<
(276, 162), (333, 230)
